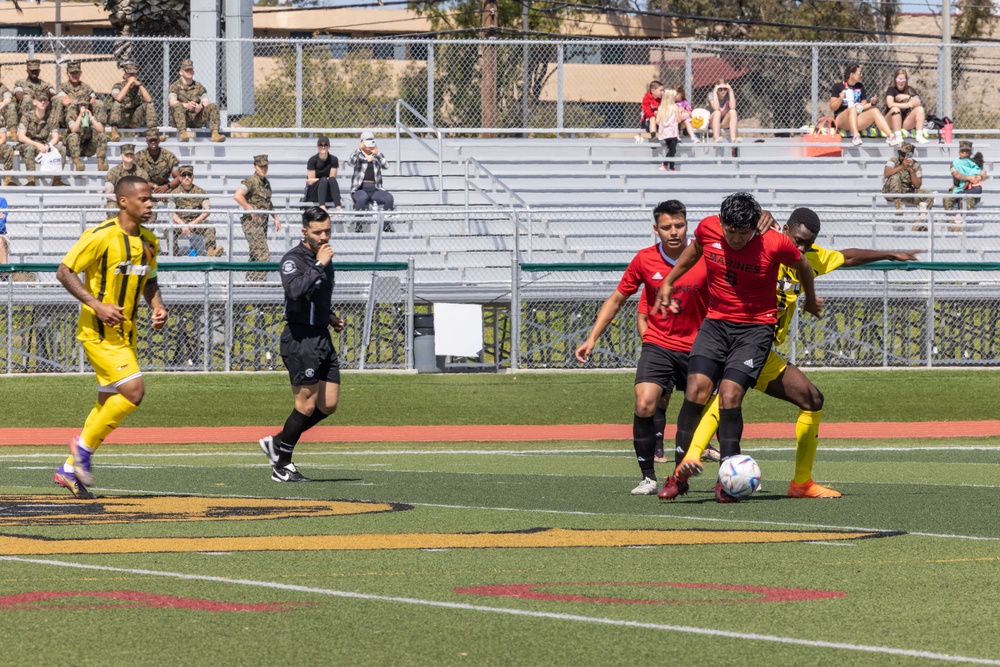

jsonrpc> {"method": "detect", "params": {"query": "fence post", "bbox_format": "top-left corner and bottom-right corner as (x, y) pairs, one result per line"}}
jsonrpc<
(162, 41), (171, 126)
(882, 270), (889, 368)
(426, 43), (435, 125)
(224, 212), (234, 372)
(203, 270), (211, 372)
(936, 45), (944, 119)
(926, 272), (935, 368)
(556, 44), (564, 134)
(406, 258), (415, 370)
(811, 45), (819, 126)
(685, 44), (693, 102)
(510, 257), (520, 371)
(5, 274), (12, 374)
(295, 42), (303, 129)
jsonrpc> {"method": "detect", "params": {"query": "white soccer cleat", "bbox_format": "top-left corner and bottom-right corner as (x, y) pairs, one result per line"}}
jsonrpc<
(630, 477), (659, 495)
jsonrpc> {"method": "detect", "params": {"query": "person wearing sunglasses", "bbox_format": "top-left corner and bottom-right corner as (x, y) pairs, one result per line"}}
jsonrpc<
(304, 137), (342, 211)
(885, 68), (929, 145)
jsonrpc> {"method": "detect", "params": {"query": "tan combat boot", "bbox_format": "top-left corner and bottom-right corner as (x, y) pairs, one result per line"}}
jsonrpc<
(3, 176), (14, 187)
(109, 127), (120, 142)
(25, 176), (35, 186)
(97, 158), (107, 171)
(211, 130), (226, 143)
(179, 130), (195, 142)
(73, 157), (85, 171)
(52, 176), (68, 186)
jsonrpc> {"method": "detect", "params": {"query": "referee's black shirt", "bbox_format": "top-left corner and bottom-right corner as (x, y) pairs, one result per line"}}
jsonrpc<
(279, 243), (335, 328)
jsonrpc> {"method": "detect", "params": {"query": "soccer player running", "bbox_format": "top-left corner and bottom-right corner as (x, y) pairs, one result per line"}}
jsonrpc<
(575, 200), (709, 495)
(259, 207), (345, 482)
(654, 192), (822, 503)
(54, 175), (166, 498)
(679, 207), (923, 498)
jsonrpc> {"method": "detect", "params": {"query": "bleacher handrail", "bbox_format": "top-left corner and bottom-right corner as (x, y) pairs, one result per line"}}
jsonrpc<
(394, 99), (444, 205)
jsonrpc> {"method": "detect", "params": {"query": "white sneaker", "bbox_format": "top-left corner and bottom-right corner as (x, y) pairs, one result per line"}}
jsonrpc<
(886, 135), (902, 147)
(634, 133), (645, 144)
(631, 477), (659, 495)
(915, 131), (930, 144)
(715, 137), (725, 144)
(691, 137), (701, 144)
(852, 134), (863, 146)
(734, 137), (743, 144)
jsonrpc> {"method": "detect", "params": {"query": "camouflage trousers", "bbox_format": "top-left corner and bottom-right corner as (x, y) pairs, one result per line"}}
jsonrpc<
(20, 143), (65, 171)
(1, 102), (16, 131)
(241, 214), (270, 282)
(173, 222), (222, 256)
(110, 102), (157, 129)
(942, 192), (981, 212)
(884, 175), (933, 210)
(66, 131), (108, 160)
(0, 144), (12, 170)
(171, 103), (220, 132)
(62, 101), (109, 129)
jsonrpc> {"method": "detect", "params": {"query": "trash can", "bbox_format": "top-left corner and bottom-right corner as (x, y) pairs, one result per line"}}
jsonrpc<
(413, 313), (443, 373)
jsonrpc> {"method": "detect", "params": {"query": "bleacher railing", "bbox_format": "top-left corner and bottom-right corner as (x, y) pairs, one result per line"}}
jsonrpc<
(11, 36), (1000, 135)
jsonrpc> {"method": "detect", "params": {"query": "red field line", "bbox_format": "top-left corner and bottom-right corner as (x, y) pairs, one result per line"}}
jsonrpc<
(2, 421), (1000, 446)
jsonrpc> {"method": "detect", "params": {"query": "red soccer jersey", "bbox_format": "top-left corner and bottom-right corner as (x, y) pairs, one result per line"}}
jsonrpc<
(693, 215), (801, 325)
(641, 90), (661, 121)
(619, 242), (708, 353)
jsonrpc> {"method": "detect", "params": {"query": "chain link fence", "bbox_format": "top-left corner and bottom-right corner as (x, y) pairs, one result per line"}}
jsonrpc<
(4, 36), (999, 135)
(0, 261), (412, 373)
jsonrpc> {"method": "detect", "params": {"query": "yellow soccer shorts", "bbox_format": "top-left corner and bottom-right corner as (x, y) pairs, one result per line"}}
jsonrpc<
(82, 339), (142, 392)
(753, 348), (788, 392)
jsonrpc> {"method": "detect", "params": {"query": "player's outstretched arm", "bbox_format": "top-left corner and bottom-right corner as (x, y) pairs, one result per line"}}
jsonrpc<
(575, 290), (629, 363)
(841, 248), (924, 267)
(792, 255), (823, 318)
(143, 277), (167, 329)
(655, 240), (702, 317)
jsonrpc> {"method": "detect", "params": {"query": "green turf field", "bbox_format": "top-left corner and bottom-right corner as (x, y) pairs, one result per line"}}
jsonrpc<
(1, 372), (999, 666)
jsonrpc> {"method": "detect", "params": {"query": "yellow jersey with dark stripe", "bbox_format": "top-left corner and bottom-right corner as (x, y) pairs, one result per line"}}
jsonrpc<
(61, 217), (159, 347)
(774, 245), (845, 345)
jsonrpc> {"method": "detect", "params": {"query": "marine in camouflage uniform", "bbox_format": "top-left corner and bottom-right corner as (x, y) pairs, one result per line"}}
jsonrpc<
(0, 119), (13, 185)
(109, 63), (157, 140)
(12, 59), (56, 125)
(105, 144), (150, 204)
(135, 129), (181, 192)
(943, 140), (984, 213)
(170, 164), (223, 256)
(18, 94), (66, 185)
(234, 154), (279, 281)
(168, 59), (225, 143)
(0, 82), (17, 140)
(882, 142), (933, 211)
(57, 61), (107, 129)
(65, 98), (108, 171)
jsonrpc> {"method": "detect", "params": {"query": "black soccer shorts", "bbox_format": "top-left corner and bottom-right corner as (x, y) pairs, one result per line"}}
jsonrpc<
(687, 318), (774, 390)
(634, 342), (689, 394)
(280, 324), (341, 386)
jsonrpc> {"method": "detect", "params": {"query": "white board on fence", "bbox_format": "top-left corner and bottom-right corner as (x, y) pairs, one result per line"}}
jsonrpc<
(433, 303), (483, 357)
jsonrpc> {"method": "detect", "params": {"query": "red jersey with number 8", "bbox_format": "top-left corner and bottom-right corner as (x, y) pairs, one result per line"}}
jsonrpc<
(694, 215), (801, 325)
(619, 242), (708, 352)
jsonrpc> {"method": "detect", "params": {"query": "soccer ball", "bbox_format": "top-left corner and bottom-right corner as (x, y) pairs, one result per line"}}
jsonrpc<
(718, 455), (762, 499)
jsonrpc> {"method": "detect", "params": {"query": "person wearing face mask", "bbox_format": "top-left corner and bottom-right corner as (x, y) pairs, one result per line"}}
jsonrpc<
(348, 130), (395, 232)
(885, 68), (929, 145)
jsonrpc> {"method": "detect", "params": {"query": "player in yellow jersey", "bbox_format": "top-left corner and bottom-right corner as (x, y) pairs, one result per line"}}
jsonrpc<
(54, 175), (167, 498)
(676, 207), (921, 498)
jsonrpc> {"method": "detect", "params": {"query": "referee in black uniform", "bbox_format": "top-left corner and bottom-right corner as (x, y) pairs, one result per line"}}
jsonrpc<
(259, 206), (345, 481)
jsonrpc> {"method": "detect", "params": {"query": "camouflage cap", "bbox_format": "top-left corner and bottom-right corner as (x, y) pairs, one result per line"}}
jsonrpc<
(120, 143), (136, 155)
(179, 59), (194, 71)
(179, 164), (194, 176)
(26, 59), (41, 71)
(66, 61), (82, 73)
(253, 154), (269, 167)
(959, 140), (973, 152)
(123, 62), (138, 74)
(898, 142), (914, 155)
(145, 128), (161, 140)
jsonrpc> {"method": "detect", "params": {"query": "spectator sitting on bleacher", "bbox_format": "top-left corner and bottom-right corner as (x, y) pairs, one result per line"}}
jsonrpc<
(57, 61), (106, 131)
(66, 98), (108, 172)
(707, 79), (740, 143)
(304, 136), (343, 210)
(136, 129), (181, 195)
(18, 93), (67, 187)
(105, 144), (149, 203)
(831, 63), (900, 148)
(0, 125), (13, 186)
(349, 131), (394, 233)
(12, 59), (56, 124)
(233, 154), (281, 281)
(637, 80), (664, 143)
(168, 59), (226, 143)
(944, 140), (987, 218)
(0, 74), (17, 139)
(882, 141), (933, 230)
(109, 62), (157, 143)
(170, 164), (223, 257)
(885, 69), (929, 145)
(675, 89), (699, 143)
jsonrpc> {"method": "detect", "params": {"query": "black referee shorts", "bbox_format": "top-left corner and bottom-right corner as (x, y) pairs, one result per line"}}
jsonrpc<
(280, 323), (341, 387)
(688, 318), (774, 390)
(634, 342), (689, 394)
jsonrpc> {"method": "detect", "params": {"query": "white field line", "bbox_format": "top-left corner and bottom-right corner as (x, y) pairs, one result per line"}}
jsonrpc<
(0, 556), (997, 666)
